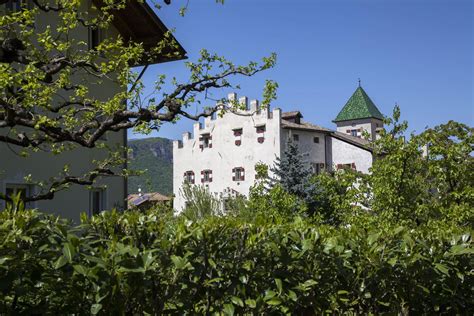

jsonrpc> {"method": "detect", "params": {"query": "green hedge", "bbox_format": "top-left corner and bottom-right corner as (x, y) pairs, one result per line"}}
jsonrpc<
(0, 208), (472, 314)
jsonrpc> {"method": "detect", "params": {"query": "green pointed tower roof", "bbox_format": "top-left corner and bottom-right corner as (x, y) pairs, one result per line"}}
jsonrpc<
(334, 86), (384, 122)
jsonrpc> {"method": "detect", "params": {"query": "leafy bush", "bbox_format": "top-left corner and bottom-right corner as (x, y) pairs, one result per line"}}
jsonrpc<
(0, 203), (472, 314)
(180, 182), (222, 220)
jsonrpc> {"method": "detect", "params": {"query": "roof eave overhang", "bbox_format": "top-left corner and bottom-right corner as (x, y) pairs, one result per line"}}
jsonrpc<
(282, 125), (331, 134)
(330, 132), (373, 153)
(333, 116), (383, 123)
(92, 0), (187, 66)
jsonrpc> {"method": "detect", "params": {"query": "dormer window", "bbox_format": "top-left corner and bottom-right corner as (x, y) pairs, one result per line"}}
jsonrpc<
(201, 169), (213, 183)
(199, 133), (212, 149)
(183, 171), (195, 184)
(256, 125), (265, 143)
(232, 167), (245, 181)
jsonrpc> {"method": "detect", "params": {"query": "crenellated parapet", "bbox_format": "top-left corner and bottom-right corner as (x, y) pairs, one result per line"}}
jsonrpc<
(174, 92), (281, 149)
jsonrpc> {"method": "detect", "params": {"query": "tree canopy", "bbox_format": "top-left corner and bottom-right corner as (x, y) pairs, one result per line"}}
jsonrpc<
(0, 0), (277, 202)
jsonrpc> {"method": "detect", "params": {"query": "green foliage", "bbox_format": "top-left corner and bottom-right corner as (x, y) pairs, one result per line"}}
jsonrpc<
(308, 107), (473, 229)
(181, 183), (222, 220)
(0, 202), (472, 314)
(127, 137), (173, 195)
(0, 0), (277, 202)
(269, 141), (319, 213)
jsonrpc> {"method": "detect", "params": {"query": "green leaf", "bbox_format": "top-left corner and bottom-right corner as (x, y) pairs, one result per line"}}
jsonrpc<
(54, 256), (68, 269)
(231, 296), (244, 307)
(73, 265), (88, 276)
(223, 303), (235, 315)
(266, 298), (282, 306)
(288, 290), (297, 301)
(245, 298), (256, 308)
(171, 255), (189, 270)
(264, 290), (277, 300)
(91, 303), (102, 315)
(275, 278), (283, 293)
(435, 263), (450, 276)
(62, 243), (75, 262)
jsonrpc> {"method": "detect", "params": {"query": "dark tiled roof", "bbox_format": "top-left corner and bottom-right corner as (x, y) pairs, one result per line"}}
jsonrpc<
(334, 86), (384, 122)
(331, 131), (372, 151)
(282, 111), (303, 118)
(281, 119), (332, 132)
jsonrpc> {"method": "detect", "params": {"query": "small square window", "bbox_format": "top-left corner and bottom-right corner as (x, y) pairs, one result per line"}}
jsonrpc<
(232, 167), (245, 181)
(256, 125), (266, 133)
(201, 170), (213, 183)
(293, 134), (299, 142)
(199, 134), (212, 149)
(313, 137), (319, 143)
(233, 128), (242, 137)
(184, 171), (195, 184)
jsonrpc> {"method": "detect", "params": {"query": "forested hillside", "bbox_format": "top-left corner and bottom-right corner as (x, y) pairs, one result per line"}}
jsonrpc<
(128, 137), (173, 195)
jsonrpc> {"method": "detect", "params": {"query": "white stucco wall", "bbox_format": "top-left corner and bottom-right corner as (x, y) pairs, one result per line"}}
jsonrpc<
(330, 137), (373, 173)
(173, 101), (282, 212)
(336, 118), (383, 141)
(281, 129), (327, 168)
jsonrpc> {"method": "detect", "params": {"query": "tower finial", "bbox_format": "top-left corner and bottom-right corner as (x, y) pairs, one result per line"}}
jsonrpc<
(358, 78), (361, 87)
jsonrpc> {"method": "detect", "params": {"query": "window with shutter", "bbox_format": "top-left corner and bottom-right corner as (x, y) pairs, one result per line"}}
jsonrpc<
(201, 170), (212, 183)
(233, 128), (243, 146)
(184, 171), (195, 184)
(199, 134), (212, 149)
(256, 125), (265, 143)
(232, 167), (245, 181)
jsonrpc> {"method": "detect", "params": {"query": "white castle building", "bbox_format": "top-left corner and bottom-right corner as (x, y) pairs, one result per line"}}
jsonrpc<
(173, 85), (384, 211)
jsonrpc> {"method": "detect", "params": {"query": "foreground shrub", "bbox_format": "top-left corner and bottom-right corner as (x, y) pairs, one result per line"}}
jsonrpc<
(0, 206), (472, 314)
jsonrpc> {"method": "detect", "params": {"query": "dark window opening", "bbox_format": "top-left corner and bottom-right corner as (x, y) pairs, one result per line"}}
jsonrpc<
(89, 27), (102, 50)
(311, 163), (325, 174)
(199, 134), (212, 149)
(313, 137), (320, 143)
(293, 134), (299, 142)
(201, 170), (213, 183)
(184, 171), (195, 184)
(90, 189), (105, 216)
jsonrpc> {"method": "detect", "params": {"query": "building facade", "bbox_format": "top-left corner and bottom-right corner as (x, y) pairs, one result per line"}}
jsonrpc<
(173, 86), (384, 211)
(0, 0), (185, 221)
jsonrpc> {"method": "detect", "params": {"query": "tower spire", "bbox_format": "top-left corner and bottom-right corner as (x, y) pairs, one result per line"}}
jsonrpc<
(358, 78), (361, 87)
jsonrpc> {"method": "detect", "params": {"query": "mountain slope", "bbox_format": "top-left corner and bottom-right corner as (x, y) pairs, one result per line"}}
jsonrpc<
(128, 137), (173, 196)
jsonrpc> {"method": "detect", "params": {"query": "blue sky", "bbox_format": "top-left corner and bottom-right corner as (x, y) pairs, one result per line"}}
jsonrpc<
(129, 0), (473, 140)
